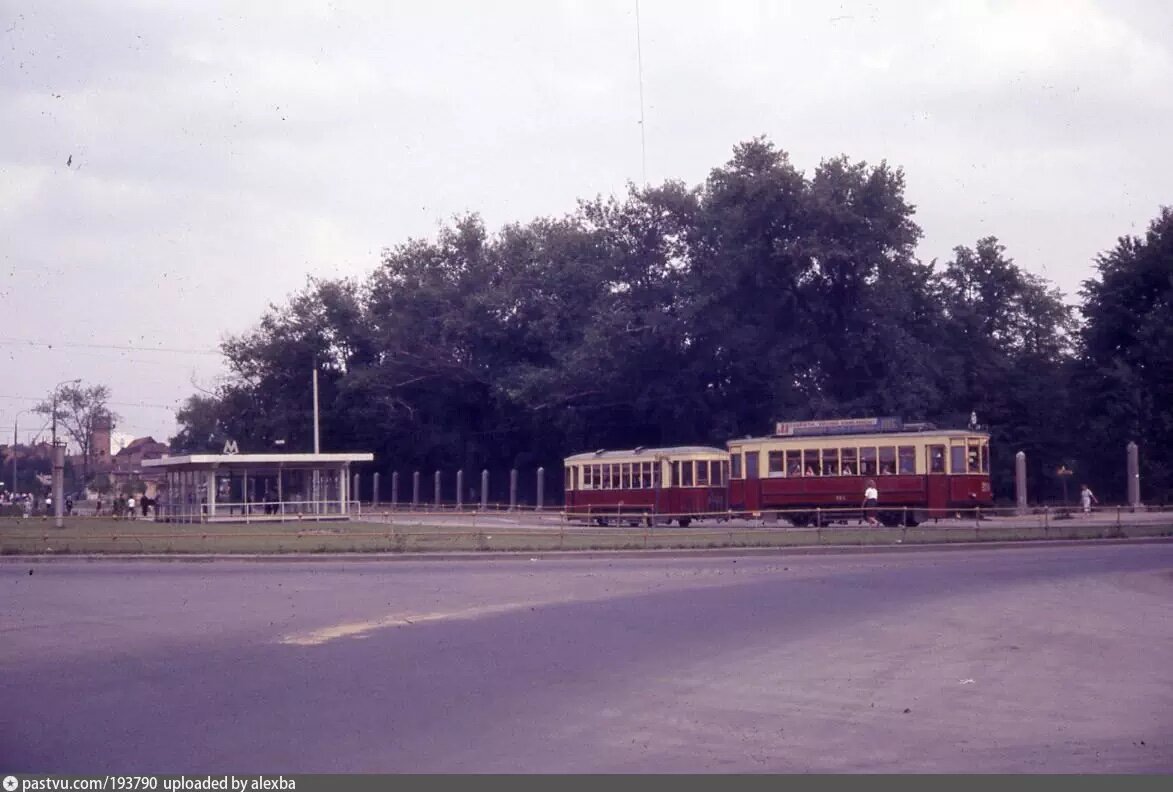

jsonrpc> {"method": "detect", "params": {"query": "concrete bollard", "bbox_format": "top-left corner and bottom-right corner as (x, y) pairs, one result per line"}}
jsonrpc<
(373, 472), (381, 507)
(536, 467), (545, 511)
(509, 468), (518, 512)
(412, 471), (420, 508)
(1127, 441), (1141, 510)
(481, 469), (489, 511)
(456, 469), (464, 510)
(434, 471), (442, 510)
(1015, 451), (1027, 515)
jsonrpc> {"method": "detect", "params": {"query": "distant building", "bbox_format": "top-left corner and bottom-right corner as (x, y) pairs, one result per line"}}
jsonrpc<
(108, 436), (172, 497)
(90, 412), (114, 470)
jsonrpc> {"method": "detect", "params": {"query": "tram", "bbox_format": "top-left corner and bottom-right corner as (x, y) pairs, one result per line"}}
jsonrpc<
(726, 417), (992, 526)
(563, 446), (728, 526)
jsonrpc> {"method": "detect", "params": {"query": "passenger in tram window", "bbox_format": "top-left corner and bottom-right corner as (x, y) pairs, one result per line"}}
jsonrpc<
(880, 463), (895, 475)
(789, 464), (801, 476)
(930, 447), (946, 473)
(842, 464), (855, 475)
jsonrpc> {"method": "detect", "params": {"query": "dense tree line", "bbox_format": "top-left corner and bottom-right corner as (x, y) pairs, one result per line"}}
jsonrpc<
(172, 139), (1173, 504)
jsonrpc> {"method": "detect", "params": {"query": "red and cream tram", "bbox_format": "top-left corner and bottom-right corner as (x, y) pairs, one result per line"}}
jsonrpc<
(563, 446), (729, 526)
(726, 417), (992, 526)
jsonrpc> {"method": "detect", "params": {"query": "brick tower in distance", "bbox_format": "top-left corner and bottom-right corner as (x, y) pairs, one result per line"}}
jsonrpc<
(90, 411), (113, 471)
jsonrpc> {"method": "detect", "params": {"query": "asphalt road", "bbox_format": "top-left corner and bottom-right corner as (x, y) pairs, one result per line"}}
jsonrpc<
(3, 543), (1172, 773)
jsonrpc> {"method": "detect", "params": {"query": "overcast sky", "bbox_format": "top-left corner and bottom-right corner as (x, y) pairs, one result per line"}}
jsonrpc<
(2, 0), (1171, 448)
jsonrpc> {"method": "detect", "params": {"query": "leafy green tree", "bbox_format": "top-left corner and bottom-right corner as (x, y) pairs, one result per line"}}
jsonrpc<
(170, 137), (1085, 504)
(34, 383), (118, 484)
(1077, 207), (1173, 501)
(936, 237), (1077, 499)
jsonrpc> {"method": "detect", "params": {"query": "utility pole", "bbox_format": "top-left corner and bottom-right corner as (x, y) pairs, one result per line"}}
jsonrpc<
(311, 367), (321, 514)
(49, 379), (80, 527)
(312, 368), (321, 454)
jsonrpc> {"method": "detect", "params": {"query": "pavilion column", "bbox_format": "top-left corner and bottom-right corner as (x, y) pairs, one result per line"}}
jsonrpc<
(205, 469), (217, 522)
(341, 465), (349, 516)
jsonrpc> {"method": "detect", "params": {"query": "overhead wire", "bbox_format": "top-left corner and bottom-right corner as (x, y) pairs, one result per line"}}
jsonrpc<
(0, 337), (221, 356)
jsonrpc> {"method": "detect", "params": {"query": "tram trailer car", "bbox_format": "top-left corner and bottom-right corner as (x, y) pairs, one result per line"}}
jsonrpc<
(563, 446), (729, 526)
(726, 418), (993, 526)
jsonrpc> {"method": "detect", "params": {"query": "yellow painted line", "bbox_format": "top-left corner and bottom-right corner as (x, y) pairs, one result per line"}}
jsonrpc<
(279, 601), (539, 646)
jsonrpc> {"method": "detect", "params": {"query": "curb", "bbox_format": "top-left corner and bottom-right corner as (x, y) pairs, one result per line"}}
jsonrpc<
(3, 535), (1172, 564)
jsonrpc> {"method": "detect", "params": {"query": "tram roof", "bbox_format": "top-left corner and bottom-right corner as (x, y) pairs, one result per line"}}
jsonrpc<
(564, 446), (726, 462)
(727, 427), (989, 446)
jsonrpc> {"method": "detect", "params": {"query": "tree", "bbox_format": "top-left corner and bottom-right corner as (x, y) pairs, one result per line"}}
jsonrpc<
(35, 383), (119, 485)
(933, 238), (1077, 499)
(1077, 207), (1173, 501)
(171, 137), (1083, 502)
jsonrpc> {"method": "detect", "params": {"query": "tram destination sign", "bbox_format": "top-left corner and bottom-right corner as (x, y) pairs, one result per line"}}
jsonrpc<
(773, 417), (903, 437)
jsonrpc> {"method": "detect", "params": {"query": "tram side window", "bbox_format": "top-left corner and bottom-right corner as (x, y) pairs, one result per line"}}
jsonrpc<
(981, 443), (989, 474)
(722, 460), (729, 484)
(768, 451), (785, 476)
(682, 461), (694, 486)
(878, 446), (896, 475)
(654, 462), (662, 488)
(822, 449), (839, 475)
(786, 450), (802, 476)
(642, 462), (652, 489)
(950, 445), (966, 474)
(730, 453), (742, 479)
(621, 464), (631, 489)
(746, 451), (760, 479)
(696, 461), (709, 485)
(841, 448), (857, 476)
(928, 446), (945, 474)
(968, 441), (981, 474)
(860, 447), (877, 476)
(803, 449), (820, 476)
(671, 461), (681, 487)
(609, 464), (618, 489)
(898, 446), (916, 475)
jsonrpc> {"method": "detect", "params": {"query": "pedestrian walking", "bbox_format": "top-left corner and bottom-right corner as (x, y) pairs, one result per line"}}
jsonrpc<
(1080, 484), (1098, 515)
(862, 479), (879, 526)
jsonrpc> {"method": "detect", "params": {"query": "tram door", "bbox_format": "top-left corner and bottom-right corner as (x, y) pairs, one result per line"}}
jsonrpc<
(925, 445), (949, 514)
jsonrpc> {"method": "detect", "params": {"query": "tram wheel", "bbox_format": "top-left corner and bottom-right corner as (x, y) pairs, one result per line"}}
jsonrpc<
(677, 517), (691, 528)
